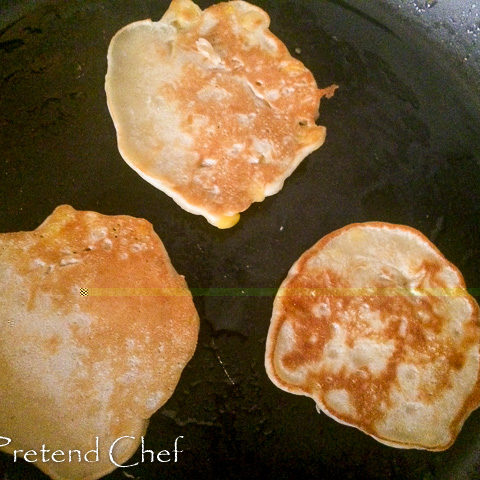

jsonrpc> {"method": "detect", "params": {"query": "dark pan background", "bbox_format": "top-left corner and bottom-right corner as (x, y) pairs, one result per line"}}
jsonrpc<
(1, 0), (480, 479)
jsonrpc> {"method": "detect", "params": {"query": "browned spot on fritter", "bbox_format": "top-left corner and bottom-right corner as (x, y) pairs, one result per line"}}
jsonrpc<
(266, 222), (480, 450)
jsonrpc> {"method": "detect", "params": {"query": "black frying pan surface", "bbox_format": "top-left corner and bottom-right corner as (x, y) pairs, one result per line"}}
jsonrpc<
(1, 0), (480, 479)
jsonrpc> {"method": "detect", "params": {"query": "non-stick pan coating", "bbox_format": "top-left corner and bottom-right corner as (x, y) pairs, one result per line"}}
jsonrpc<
(1, 1), (479, 479)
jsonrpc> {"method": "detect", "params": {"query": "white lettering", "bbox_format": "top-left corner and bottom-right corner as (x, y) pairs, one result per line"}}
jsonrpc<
(40, 444), (50, 462)
(0, 437), (11, 449)
(23, 450), (37, 463)
(107, 435), (184, 467)
(173, 436), (183, 462)
(141, 436), (154, 463)
(157, 450), (170, 462)
(51, 450), (65, 462)
(13, 449), (23, 462)
(69, 449), (82, 462)
(84, 437), (99, 462)
(109, 436), (139, 468)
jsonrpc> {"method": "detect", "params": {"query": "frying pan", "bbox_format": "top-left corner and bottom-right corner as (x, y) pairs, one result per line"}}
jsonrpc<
(1, 0), (479, 478)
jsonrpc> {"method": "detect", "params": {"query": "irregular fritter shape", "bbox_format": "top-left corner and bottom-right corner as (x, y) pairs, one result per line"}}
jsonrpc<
(105, 0), (335, 228)
(0, 205), (199, 480)
(265, 222), (480, 450)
